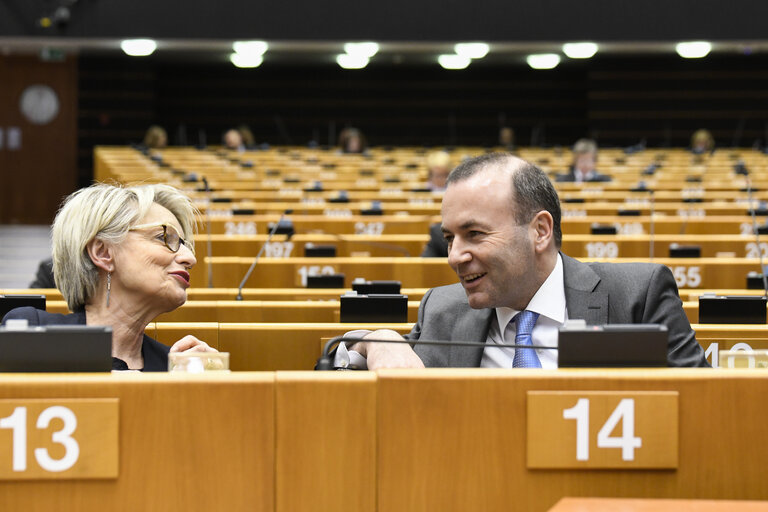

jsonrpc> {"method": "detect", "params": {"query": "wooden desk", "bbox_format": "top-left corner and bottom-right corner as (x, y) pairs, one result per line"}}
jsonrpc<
(0, 373), (275, 511)
(548, 497), (768, 512)
(376, 369), (768, 511)
(198, 256), (761, 290)
(4, 370), (767, 511)
(195, 257), (456, 289)
(215, 322), (413, 371)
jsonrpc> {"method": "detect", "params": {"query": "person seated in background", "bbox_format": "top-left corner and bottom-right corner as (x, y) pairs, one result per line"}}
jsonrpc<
(691, 129), (715, 154)
(338, 127), (368, 154)
(29, 257), (55, 288)
(421, 223), (449, 257)
(223, 128), (245, 152)
(339, 153), (709, 370)
(2, 183), (216, 371)
(498, 126), (515, 151)
(555, 138), (611, 183)
(143, 125), (168, 149)
(238, 124), (256, 149)
(425, 150), (452, 191)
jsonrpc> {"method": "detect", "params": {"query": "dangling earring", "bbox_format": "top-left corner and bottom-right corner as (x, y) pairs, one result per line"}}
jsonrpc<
(106, 272), (112, 308)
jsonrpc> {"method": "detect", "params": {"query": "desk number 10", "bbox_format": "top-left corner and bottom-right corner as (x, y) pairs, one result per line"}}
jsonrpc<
(562, 398), (642, 461)
(0, 406), (80, 472)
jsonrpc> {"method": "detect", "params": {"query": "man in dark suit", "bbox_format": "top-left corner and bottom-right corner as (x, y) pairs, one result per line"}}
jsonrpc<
(342, 153), (708, 369)
(554, 138), (612, 183)
(421, 223), (449, 257)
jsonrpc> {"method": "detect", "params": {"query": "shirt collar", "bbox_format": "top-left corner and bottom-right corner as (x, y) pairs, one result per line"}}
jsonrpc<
(495, 253), (566, 333)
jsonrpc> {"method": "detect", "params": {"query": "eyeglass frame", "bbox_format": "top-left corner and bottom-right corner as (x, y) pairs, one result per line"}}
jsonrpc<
(128, 222), (192, 253)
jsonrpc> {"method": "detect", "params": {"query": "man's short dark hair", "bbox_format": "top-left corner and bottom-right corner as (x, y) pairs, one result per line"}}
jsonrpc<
(447, 153), (562, 247)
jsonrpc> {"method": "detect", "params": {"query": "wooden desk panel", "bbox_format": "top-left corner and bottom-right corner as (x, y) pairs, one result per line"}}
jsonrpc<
(147, 322), (220, 349)
(377, 369), (768, 512)
(207, 215), (432, 236)
(195, 257), (457, 289)
(154, 300), (421, 324)
(197, 256), (759, 290)
(276, 372), (377, 512)
(192, 234), (429, 258)
(548, 497), (768, 512)
(217, 322), (413, 371)
(0, 373), (275, 512)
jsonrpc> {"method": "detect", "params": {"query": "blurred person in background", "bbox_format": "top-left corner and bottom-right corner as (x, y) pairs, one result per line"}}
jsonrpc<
(338, 127), (368, 154)
(143, 125), (168, 149)
(425, 150), (452, 191)
(223, 128), (245, 152)
(691, 129), (715, 154)
(555, 138), (611, 183)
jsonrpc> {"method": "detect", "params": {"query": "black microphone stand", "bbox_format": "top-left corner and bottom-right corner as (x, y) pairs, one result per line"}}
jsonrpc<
(202, 177), (214, 288)
(235, 209), (294, 300)
(315, 335), (557, 370)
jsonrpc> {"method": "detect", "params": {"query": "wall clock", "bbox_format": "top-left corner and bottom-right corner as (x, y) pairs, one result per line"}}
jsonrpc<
(19, 84), (60, 125)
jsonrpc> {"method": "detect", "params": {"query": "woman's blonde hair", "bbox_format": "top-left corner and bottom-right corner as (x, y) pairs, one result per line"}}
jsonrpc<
(52, 183), (198, 312)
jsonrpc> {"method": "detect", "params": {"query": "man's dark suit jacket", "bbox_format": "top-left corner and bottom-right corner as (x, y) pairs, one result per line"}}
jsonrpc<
(406, 254), (710, 368)
(1, 307), (169, 371)
(421, 223), (449, 258)
(554, 167), (612, 183)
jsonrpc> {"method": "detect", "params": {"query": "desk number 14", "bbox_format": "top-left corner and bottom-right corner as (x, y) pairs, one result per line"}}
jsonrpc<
(562, 398), (642, 461)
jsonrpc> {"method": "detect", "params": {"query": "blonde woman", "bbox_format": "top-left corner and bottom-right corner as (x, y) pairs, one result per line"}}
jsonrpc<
(2, 183), (215, 371)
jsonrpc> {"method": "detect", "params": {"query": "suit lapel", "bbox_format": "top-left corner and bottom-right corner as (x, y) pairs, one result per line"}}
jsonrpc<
(448, 307), (493, 367)
(562, 253), (609, 325)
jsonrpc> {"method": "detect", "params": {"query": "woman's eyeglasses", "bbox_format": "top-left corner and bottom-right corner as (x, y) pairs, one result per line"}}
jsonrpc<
(129, 223), (190, 253)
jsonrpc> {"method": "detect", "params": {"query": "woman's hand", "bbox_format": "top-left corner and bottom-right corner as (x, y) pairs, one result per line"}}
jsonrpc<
(169, 335), (218, 353)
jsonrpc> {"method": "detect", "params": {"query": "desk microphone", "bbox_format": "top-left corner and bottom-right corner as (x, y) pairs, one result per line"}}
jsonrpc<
(315, 335), (557, 370)
(745, 178), (768, 297)
(235, 209), (294, 300)
(202, 177), (214, 288)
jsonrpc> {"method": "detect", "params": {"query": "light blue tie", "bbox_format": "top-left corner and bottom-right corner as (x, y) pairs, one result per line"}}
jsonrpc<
(512, 310), (541, 368)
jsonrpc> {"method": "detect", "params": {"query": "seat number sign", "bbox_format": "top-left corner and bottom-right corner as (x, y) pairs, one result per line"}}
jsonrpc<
(526, 391), (678, 469)
(0, 399), (118, 479)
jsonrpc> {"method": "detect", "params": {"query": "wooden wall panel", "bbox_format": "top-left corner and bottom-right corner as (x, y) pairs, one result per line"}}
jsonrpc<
(0, 55), (77, 224)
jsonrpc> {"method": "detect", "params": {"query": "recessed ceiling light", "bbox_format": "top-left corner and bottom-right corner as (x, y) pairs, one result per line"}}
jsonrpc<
(337, 53), (369, 69)
(526, 53), (561, 69)
(438, 54), (471, 70)
(454, 42), (489, 59)
(233, 41), (268, 57)
(230, 53), (263, 68)
(676, 41), (712, 58)
(120, 39), (157, 57)
(343, 42), (379, 58)
(562, 42), (598, 59)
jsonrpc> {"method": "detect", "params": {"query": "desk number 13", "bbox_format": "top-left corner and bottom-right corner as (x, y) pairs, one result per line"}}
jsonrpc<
(563, 398), (642, 461)
(0, 406), (80, 472)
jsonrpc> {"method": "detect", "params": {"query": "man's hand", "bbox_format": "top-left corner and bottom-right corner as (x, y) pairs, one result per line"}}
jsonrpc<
(349, 329), (425, 370)
(169, 335), (218, 353)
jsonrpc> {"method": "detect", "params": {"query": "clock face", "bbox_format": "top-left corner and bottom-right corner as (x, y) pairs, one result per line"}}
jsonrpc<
(19, 85), (60, 125)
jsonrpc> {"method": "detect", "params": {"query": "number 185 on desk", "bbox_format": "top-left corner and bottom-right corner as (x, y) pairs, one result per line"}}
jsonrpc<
(526, 391), (678, 469)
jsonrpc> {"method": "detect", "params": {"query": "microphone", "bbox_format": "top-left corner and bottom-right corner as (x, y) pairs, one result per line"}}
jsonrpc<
(315, 335), (557, 370)
(745, 177), (768, 297)
(235, 209), (294, 300)
(202, 177), (214, 288)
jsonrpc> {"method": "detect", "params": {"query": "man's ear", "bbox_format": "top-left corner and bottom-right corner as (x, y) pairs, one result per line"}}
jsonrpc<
(531, 211), (554, 253)
(86, 238), (114, 273)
